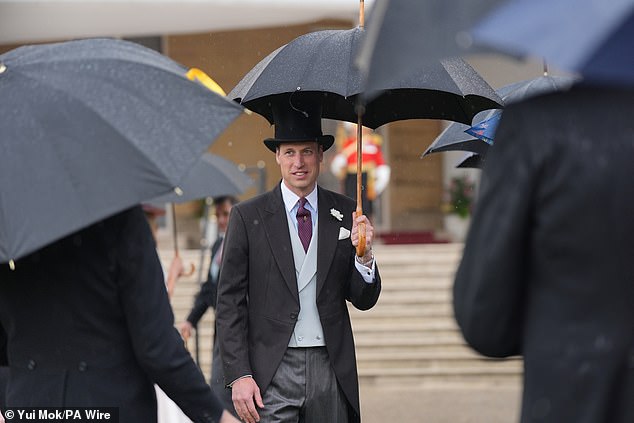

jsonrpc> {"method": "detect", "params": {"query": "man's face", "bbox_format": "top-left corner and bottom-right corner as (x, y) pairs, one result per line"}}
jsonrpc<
(215, 200), (233, 234)
(275, 141), (323, 197)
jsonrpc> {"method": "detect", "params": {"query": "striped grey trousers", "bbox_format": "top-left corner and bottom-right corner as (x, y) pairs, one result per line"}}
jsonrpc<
(259, 346), (348, 423)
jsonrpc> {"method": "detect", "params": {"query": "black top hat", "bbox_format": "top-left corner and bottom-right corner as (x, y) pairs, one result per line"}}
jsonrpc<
(263, 97), (334, 152)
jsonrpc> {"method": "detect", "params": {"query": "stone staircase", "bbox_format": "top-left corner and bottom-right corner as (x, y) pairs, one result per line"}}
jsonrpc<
(161, 242), (523, 387)
(351, 243), (522, 387)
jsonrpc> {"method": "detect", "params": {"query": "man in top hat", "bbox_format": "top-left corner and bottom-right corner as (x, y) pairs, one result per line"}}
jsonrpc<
(215, 97), (381, 423)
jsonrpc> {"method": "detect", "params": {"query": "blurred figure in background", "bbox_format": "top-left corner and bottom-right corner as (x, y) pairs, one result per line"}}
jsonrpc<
(180, 196), (239, 417)
(143, 203), (186, 299)
(330, 123), (390, 221)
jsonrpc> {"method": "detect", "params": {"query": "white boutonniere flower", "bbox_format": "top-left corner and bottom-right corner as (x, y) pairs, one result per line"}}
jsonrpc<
(330, 208), (343, 221)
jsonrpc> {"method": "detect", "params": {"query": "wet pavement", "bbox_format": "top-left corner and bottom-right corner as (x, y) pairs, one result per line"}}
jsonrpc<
(360, 384), (522, 423)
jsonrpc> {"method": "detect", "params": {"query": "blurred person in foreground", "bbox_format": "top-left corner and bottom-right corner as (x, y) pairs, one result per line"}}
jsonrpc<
(180, 196), (239, 416)
(216, 100), (381, 423)
(453, 83), (634, 423)
(0, 206), (239, 423)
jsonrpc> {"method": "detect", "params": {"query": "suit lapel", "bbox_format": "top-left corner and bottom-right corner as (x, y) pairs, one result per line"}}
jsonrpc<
(263, 184), (299, 302)
(317, 187), (340, 298)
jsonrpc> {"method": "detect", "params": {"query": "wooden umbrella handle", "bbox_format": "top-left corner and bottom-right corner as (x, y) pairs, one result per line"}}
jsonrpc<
(356, 207), (366, 257)
(356, 115), (366, 257)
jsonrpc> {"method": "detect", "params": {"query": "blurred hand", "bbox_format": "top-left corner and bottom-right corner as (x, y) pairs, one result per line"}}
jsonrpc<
(232, 377), (264, 423)
(179, 321), (193, 341)
(219, 410), (240, 423)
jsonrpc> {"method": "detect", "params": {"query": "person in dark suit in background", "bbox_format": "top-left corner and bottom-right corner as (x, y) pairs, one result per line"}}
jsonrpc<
(216, 100), (381, 423)
(453, 84), (634, 423)
(0, 206), (239, 423)
(180, 195), (238, 416)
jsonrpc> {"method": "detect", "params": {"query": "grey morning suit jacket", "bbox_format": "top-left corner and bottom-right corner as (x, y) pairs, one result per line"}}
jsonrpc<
(216, 184), (381, 423)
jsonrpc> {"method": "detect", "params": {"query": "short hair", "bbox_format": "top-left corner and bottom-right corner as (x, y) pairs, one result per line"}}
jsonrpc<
(213, 195), (239, 206)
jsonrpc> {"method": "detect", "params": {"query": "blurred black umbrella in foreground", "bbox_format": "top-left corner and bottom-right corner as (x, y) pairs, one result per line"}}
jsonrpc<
(0, 38), (244, 266)
(356, 0), (506, 96)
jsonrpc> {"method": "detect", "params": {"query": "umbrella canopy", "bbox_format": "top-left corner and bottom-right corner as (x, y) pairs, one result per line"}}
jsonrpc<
(422, 74), (578, 157)
(0, 38), (243, 264)
(149, 153), (253, 204)
(472, 0), (634, 85)
(229, 27), (502, 128)
(465, 112), (501, 144)
(456, 152), (485, 169)
(423, 111), (496, 156)
(356, 0), (506, 95)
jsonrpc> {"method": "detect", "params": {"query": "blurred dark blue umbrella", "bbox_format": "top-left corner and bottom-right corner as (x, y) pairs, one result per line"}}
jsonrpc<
(0, 38), (243, 265)
(473, 0), (634, 85)
(356, 0), (506, 95)
(465, 112), (501, 144)
(422, 118), (492, 156)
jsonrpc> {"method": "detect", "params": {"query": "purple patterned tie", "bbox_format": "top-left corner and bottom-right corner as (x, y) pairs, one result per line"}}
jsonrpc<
(296, 197), (312, 252)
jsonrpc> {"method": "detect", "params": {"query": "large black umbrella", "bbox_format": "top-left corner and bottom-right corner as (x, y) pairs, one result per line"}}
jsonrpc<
(229, 27), (502, 129)
(473, 0), (634, 85)
(0, 38), (244, 265)
(356, 0), (506, 94)
(422, 74), (578, 157)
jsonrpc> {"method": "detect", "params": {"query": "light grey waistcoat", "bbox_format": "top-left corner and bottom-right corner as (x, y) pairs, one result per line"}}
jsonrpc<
(286, 217), (326, 347)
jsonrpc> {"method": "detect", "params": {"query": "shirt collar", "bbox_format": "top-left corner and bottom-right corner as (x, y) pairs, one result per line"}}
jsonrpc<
(280, 182), (318, 213)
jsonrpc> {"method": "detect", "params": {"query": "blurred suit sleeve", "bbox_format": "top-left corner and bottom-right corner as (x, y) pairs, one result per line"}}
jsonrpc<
(114, 207), (223, 422)
(0, 323), (7, 366)
(453, 107), (533, 358)
(186, 239), (222, 326)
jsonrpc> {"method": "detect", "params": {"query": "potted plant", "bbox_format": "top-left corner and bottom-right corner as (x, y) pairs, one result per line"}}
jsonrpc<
(443, 175), (475, 241)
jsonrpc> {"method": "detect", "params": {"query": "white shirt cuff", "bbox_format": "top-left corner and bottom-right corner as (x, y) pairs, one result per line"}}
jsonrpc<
(355, 256), (376, 283)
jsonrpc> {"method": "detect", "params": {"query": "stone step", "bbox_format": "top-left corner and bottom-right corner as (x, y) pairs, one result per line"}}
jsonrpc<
(357, 353), (522, 370)
(374, 291), (451, 304)
(358, 367), (521, 387)
(378, 266), (458, 279)
(355, 332), (465, 348)
(352, 319), (458, 333)
(349, 303), (453, 318)
(377, 278), (453, 290)
(356, 349), (519, 362)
